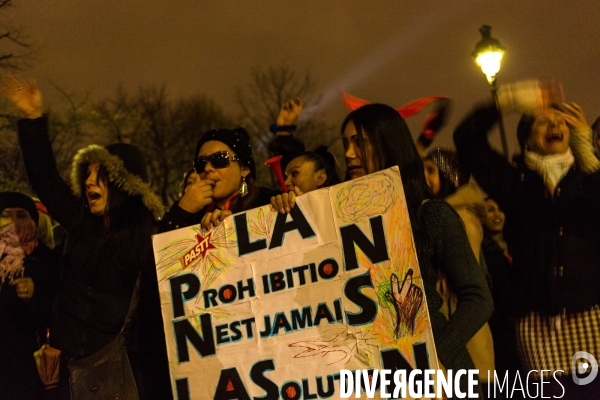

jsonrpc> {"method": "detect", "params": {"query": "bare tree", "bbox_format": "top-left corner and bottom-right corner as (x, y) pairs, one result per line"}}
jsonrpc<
(0, 0), (36, 71)
(235, 65), (336, 188)
(0, 121), (28, 192)
(0, 0), (41, 192)
(0, 88), (95, 193)
(93, 86), (235, 205)
(46, 86), (96, 180)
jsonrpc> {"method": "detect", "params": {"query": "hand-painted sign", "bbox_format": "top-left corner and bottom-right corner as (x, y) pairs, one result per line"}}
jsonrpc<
(152, 167), (439, 399)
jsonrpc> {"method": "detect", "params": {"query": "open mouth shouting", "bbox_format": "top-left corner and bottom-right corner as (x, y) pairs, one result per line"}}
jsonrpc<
(84, 163), (108, 216)
(86, 188), (107, 215)
(530, 110), (571, 155)
(546, 131), (564, 144)
(87, 191), (101, 203)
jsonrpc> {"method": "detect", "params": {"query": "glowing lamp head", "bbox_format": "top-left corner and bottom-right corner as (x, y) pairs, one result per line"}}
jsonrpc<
(476, 51), (504, 83)
(473, 25), (505, 84)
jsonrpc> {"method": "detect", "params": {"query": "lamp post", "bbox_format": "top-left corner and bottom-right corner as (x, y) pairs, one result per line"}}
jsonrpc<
(473, 25), (509, 160)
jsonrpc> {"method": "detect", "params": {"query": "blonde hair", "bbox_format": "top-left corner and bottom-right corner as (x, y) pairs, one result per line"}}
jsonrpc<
(36, 211), (55, 249)
(32, 198), (56, 250)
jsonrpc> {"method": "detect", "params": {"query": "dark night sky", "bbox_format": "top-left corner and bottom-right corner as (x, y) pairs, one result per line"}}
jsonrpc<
(8, 1), (600, 155)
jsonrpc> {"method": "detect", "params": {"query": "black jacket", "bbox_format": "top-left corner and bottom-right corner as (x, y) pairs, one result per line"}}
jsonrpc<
(19, 116), (139, 357)
(454, 103), (600, 317)
(17, 117), (170, 361)
(0, 244), (53, 399)
(19, 116), (173, 398)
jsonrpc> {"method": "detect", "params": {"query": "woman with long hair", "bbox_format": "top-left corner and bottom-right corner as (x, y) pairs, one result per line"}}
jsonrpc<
(422, 147), (496, 386)
(273, 103), (493, 391)
(341, 104), (492, 381)
(2, 76), (172, 399)
(423, 147), (486, 259)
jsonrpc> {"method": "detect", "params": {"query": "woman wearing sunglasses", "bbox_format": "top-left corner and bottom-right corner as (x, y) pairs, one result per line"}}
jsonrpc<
(160, 128), (274, 231)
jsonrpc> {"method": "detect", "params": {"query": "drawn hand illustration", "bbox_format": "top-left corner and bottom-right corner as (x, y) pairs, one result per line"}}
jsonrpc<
(385, 269), (423, 339)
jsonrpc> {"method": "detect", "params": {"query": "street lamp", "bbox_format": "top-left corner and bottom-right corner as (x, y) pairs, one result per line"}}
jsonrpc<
(473, 25), (509, 160)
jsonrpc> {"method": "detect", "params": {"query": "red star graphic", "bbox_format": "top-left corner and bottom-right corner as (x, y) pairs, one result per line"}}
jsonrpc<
(195, 232), (216, 259)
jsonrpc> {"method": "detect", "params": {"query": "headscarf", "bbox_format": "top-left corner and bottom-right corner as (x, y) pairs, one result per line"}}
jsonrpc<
(0, 223), (25, 285)
(0, 191), (39, 255)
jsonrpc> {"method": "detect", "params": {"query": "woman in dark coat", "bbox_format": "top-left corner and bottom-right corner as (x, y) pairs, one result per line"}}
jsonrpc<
(342, 104), (493, 394)
(454, 84), (600, 398)
(2, 76), (172, 399)
(0, 191), (54, 399)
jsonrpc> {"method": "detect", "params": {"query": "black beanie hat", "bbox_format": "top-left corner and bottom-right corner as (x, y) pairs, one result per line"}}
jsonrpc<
(105, 143), (149, 182)
(195, 128), (256, 178)
(0, 191), (39, 225)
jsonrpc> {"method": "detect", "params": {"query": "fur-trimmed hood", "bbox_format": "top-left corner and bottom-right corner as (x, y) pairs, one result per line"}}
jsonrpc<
(70, 144), (164, 219)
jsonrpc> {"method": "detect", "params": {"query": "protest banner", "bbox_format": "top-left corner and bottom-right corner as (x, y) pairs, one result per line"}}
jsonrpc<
(152, 167), (439, 399)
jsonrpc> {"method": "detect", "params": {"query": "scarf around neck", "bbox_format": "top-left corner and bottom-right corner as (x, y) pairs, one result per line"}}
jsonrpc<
(0, 223), (25, 285)
(524, 148), (574, 193)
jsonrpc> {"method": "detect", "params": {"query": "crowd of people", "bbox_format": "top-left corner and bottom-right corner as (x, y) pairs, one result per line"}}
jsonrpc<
(0, 74), (598, 399)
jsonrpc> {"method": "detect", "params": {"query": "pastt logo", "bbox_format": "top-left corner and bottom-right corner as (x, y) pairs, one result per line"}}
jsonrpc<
(180, 232), (216, 268)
